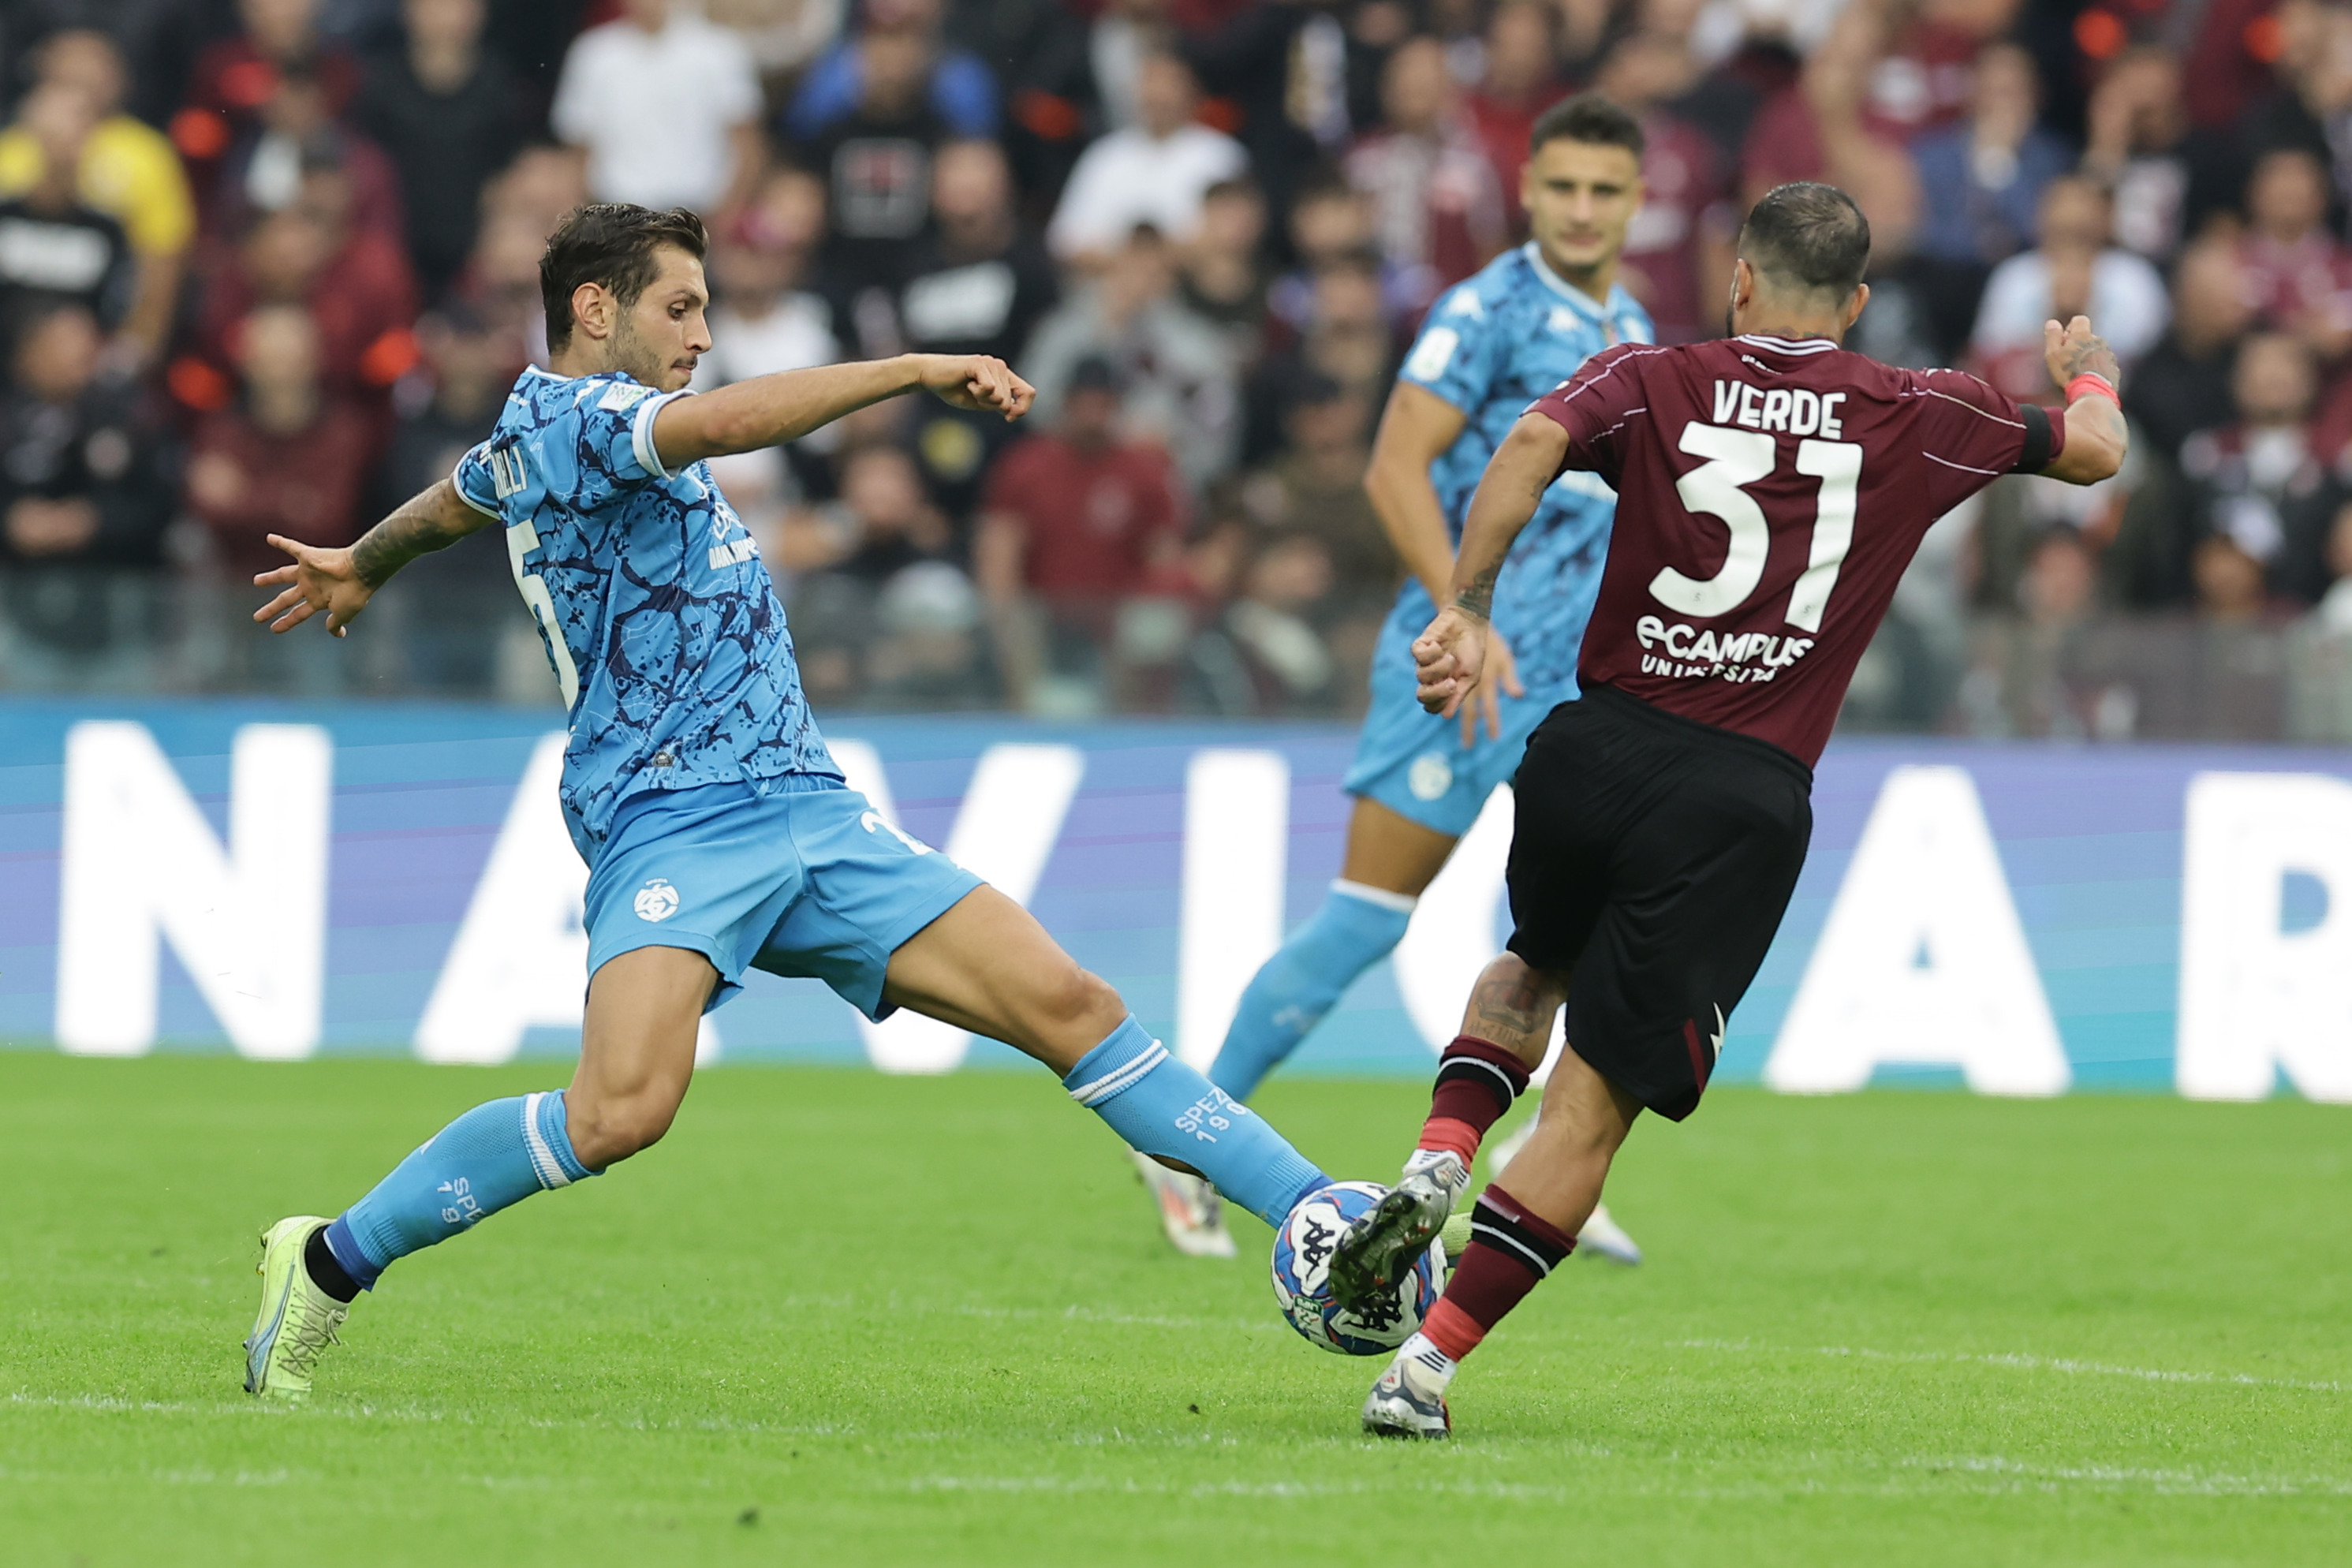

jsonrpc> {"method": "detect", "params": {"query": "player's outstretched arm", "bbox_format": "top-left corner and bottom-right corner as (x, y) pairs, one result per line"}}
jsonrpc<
(1414, 411), (1570, 717)
(2038, 315), (2129, 486)
(252, 476), (488, 637)
(653, 354), (1034, 465)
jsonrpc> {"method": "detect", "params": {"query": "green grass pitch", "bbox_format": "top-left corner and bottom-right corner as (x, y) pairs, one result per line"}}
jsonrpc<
(4, 1053), (2349, 1565)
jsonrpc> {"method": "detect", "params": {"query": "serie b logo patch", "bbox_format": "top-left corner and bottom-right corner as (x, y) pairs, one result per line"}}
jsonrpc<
(633, 879), (681, 922)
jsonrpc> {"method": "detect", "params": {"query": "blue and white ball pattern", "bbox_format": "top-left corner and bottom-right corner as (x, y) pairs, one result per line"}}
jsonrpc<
(1269, 1181), (1445, 1357)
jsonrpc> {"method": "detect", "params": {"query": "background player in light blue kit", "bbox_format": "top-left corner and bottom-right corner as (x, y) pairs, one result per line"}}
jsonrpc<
(237, 203), (1333, 1400)
(1136, 95), (1650, 1264)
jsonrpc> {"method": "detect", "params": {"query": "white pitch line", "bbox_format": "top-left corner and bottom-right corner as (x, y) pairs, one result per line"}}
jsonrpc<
(1672, 1339), (2346, 1394)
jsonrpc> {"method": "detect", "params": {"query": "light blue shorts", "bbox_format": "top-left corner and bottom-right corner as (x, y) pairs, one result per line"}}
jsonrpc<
(583, 777), (983, 1019)
(1341, 611), (1577, 838)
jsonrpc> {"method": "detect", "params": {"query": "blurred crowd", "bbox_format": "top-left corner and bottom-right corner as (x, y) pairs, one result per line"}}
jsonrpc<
(5, 0), (2352, 737)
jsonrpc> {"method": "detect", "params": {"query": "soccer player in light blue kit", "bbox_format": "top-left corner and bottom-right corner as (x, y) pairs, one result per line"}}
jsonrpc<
(1137, 95), (1649, 1264)
(239, 203), (1333, 1400)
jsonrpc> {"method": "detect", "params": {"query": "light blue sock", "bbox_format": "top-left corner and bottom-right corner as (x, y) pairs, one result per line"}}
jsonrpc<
(1210, 881), (1416, 1101)
(323, 1091), (595, 1290)
(1066, 1017), (1329, 1226)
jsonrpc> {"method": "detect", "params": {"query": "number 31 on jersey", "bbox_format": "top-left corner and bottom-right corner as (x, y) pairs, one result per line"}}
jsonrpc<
(1654, 420), (1860, 635)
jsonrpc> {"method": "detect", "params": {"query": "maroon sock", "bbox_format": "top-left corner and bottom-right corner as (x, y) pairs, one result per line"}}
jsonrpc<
(1419, 1184), (1577, 1362)
(1415, 1035), (1533, 1166)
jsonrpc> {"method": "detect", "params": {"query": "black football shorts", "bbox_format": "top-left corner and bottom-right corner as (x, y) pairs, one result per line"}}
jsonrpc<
(1506, 684), (1814, 1122)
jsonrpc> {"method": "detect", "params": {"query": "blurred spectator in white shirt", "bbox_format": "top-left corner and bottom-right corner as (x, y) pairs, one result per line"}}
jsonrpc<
(553, 0), (765, 218)
(1971, 176), (2169, 400)
(1047, 51), (1244, 267)
(696, 171), (841, 390)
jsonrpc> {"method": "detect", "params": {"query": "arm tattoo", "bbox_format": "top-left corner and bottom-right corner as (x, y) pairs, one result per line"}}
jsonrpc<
(350, 482), (480, 588)
(1454, 562), (1500, 621)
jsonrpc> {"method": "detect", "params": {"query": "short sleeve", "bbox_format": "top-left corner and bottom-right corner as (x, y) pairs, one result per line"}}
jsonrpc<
(1911, 368), (2045, 506)
(1526, 342), (1656, 487)
(545, 381), (693, 511)
(1395, 284), (1507, 415)
(453, 440), (500, 516)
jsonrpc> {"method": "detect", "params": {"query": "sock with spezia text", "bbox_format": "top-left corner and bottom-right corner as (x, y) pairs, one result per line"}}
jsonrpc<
(1417, 1185), (1576, 1365)
(1209, 882), (1416, 1102)
(1414, 1036), (1533, 1167)
(320, 1091), (596, 1292)
(1067, 1015), (1331, 1226)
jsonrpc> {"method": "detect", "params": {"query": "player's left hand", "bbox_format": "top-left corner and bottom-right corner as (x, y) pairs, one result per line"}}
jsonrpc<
(252, 535), (372, 637)
(1459, 629), (1528, 744)
(1413, 606), (1488, 719)
(916, 354), (1036, 421)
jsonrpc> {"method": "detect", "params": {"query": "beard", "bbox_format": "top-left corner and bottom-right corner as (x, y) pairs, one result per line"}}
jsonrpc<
(609, 315), (679, 389)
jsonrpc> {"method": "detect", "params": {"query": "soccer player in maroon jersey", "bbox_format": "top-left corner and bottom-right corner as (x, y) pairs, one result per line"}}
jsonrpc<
(1330, 181), (2129, 1438)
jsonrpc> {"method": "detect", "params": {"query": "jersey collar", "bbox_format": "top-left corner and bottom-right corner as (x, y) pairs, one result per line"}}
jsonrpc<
(1734, 333), (1839, 356)
(1521, 241), (1636, 326)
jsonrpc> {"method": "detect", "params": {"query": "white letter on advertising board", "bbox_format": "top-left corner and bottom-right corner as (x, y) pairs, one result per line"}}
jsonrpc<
(1393, 787), (1518, 1056)
(2177, 771), (2352, 1102)
(1176, 749), (1288, 1068)
(55, 722), (331, 1058)
(841, 742), (1084, 1074)
(420, 734), (584, 1063)
(1766, 764), (2070, 1096)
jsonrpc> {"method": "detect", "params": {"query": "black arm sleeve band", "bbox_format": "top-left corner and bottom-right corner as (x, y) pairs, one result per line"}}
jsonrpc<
(2014, 402), (2053, 473)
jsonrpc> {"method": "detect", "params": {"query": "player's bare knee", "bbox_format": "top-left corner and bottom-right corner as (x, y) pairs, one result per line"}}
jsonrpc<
(1032, 961), (1123, 1040)
(567, 1089), (681, 1168)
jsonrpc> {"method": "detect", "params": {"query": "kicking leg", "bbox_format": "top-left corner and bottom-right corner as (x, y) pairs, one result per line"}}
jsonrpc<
(1329, 954), (1563, 1309)
(883, 886), (1331, 1227)
(245, 946), (714, 1400)
(1365, 1045), (1642, 1438)
(1209, 797), (1455, 1100)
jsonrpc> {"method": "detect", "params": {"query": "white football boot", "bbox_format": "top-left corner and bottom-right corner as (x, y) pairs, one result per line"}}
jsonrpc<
(1484, 1119), (1643, 1266)
(1329, 1149), (1468, 1309)
(1131, 1151), (1236, 1258)
(1361, 1342), (1454, 1439)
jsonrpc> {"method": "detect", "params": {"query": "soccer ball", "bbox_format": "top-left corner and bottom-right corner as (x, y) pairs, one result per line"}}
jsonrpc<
(1269, 1180), (1444, 1357)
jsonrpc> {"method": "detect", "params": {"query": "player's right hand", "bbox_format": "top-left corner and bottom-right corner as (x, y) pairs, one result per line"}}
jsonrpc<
(252, 535), (373, 638)
(1413, 606), (1488, 719)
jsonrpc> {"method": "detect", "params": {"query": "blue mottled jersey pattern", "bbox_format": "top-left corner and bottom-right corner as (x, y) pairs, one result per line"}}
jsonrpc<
(1392, 242), (1652, 693)
(456, 366), (839, 857)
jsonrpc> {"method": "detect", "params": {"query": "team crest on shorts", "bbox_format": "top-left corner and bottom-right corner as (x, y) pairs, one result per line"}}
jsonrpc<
(633, 879), (681, 922)
(1408, 752), (1454, 801)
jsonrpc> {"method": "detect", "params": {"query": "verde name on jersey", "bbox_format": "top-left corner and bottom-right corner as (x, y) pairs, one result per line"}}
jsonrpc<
(1392, 241), (1652, 696)
(456, 366), (841, 857)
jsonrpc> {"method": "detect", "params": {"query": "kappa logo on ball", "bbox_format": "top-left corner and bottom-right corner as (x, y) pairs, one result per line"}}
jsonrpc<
(633, 879), (681, 922)
(1408, 752), (1453, 801)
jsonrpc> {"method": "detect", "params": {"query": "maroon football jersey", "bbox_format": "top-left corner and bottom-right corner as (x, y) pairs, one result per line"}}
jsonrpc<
(1529, 332), (2065, 765)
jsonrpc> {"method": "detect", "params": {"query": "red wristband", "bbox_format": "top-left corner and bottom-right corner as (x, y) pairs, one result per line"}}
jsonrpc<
(2066, 372), (2119, 406)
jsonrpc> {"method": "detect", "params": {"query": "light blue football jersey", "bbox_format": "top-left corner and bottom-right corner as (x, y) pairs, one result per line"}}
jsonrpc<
(1391, 242), (1652, 694)
(455, 366), (839, 857)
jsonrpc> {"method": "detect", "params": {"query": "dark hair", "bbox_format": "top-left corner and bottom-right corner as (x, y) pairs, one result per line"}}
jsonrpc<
(539, 203), (708, 352)
(1737, 181), (1871, 298)
(1529, 91), (1645, 159)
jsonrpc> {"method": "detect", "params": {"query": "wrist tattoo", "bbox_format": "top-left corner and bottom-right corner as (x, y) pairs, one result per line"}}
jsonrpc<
(2060, 335), (2120, 386)
(1454, 564), (1499, 620)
